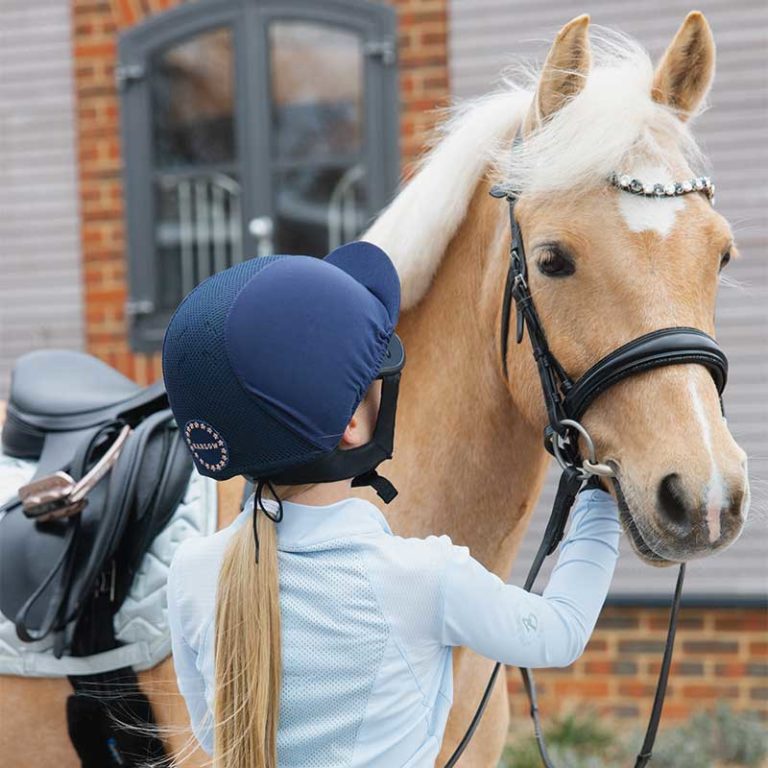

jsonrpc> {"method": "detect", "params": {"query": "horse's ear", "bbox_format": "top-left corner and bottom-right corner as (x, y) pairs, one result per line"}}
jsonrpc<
(527, 15), (591, 132)
(652, 12), (715, 121)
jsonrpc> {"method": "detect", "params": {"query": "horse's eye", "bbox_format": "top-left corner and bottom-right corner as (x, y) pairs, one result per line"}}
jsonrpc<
(538, 246), (575, 277)
(719, 249), (731, 271)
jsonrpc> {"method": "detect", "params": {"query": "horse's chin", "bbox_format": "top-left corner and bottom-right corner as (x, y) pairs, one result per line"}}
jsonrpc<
(612, 480), (678, 568)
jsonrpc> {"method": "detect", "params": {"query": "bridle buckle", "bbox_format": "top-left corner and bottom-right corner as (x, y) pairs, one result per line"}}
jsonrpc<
(550, 418), (616, 479)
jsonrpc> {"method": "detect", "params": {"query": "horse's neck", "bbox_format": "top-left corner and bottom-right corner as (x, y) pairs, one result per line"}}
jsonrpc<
(388, 187), (550, 576)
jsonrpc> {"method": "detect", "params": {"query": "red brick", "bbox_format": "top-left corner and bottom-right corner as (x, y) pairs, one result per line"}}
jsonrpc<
(648, 613), (704, 630)
(682, 640), (739, 655)
(648, 660), (704, 677)
(553, 680), (610, 697)
(716, 662), (748, 677)
(584, 660), (637, 675)
(619, 681), (658, 697)
(681, 684), (739, 699)
(618, 639), (668, 654)
(598, 613), (640, 630)
(657, 701), (693, 720)
(75, 41), (116, 58)
(713, 613), (768, 632)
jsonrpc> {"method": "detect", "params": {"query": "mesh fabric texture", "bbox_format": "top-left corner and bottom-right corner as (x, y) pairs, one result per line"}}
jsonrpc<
(162, 257), (326, 479)
(277, 544), (389, 767)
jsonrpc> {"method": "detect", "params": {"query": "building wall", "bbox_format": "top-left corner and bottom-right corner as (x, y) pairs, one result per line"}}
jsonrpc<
(0, 1), (84, 398)
(511, 606), (767, 727)
(70, 0), (450, 382)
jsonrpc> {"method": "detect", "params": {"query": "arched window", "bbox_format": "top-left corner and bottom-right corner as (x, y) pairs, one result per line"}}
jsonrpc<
(118, 0), (398, 351)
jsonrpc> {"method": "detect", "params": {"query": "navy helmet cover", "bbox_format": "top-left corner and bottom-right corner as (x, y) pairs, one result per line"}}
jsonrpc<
(161, 241), (401, 481)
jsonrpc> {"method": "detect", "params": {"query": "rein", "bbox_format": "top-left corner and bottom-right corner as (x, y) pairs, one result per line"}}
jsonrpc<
(443, 180), (728, 767)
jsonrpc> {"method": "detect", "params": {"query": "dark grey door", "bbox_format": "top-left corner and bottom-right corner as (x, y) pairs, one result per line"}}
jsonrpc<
(119, 0), (398, 351)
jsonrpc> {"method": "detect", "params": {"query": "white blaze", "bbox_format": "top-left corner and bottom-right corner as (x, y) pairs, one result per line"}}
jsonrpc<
(618, 163), (686, 237)
(688, 377), (724, 543)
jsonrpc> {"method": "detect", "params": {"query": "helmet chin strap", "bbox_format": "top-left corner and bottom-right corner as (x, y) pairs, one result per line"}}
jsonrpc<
(351, 469), (398, 504)
(263, 364), (403, 504)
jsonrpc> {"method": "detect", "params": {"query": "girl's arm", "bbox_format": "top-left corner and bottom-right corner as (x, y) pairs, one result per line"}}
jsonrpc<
(167, 554), (214, 754)
(440, 489), (621, 667)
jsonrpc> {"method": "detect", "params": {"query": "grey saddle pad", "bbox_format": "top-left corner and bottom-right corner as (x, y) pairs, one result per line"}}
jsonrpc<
(0, 453), (217, 677)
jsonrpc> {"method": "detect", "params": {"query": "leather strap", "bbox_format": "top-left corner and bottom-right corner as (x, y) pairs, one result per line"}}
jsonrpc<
(267, 371), (402, 502)
(12, 422), (123, 644)
(564, 328), (728, 421)
(499, 196), (727, 442)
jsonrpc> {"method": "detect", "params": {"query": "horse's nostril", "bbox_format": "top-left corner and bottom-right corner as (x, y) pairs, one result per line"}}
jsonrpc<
(728, 487), (745, 518)
(657, 473), (690, 528)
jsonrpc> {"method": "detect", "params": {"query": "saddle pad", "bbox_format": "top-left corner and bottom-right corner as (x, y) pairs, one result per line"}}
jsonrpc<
(0, 452), (218, 677)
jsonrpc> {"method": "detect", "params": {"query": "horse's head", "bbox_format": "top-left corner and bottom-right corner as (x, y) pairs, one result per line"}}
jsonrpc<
(505, 14), (748, 564)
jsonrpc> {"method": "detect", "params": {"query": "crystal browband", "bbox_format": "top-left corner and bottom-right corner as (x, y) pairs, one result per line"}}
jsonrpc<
(610, 172), (715, 201)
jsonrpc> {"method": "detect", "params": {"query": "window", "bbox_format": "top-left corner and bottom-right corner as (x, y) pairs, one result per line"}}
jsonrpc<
(119, 0), (399, 351)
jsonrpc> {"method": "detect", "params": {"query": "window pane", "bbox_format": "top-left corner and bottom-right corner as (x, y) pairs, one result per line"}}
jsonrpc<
(151, 28), (235, 167)
(269, 22), (363, 162)
(274, 163), (367, 256)
(154, 172), (243, 310)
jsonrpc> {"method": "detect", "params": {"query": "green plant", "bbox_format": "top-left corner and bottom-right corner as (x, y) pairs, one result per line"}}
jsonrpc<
(649, 703), (768, 768)
(500, 712), (625, 768)
(499, 705), (768, 768)
(711, 702), (767, 766)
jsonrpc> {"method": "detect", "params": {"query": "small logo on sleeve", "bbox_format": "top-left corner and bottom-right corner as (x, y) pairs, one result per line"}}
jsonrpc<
(184, 420), (229, 473)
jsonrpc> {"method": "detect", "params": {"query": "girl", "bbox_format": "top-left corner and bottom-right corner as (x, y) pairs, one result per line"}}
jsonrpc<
(162, 241), (620, 768)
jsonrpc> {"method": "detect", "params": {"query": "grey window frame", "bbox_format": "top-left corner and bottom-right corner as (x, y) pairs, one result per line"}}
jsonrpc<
(118, 0), (399, 352)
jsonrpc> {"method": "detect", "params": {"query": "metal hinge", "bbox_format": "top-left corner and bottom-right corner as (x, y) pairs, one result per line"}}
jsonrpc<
(115, 63), (146, 91)
(363, 38), (396, 66)
(125, 299), (155, 317)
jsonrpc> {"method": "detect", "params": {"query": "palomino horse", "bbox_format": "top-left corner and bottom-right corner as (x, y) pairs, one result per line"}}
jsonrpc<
(0, 12), (750, 768)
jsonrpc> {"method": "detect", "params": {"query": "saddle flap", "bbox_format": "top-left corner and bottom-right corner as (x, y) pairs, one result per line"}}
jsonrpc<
(0, 409), (191, 648)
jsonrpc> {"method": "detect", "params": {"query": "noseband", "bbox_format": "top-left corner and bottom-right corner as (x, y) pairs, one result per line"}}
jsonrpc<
(444, 177), (728, 768)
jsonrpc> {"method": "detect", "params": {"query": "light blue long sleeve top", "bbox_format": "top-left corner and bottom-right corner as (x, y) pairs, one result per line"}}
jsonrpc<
(167, 489), (620, 767)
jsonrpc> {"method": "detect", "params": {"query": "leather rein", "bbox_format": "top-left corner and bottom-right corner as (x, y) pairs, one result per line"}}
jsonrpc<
(443, 183), (728, 768)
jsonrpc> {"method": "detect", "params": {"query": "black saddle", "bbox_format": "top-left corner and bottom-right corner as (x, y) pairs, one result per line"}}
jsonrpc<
(0, 350), (192, 656)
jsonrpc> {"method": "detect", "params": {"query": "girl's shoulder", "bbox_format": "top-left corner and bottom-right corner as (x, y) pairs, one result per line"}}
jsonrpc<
(168, 513), (248, 618)
(170, 513), (245, 575)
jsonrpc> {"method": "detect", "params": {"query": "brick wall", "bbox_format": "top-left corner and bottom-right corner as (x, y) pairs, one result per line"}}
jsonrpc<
(506, 606), (768, 729)
(71, 0), (450, 382)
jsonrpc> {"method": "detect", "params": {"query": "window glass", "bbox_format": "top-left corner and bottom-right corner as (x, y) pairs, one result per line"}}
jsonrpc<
(269, 21), (366, 254)
(151, 28), (235, 167)
(269, 22), (363, 163)
(149, 27), (243, 312)
(273, 164), (366, 256)
(154, 173), (242, 311)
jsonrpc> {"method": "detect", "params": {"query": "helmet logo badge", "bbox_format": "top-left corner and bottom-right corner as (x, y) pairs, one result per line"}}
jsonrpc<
(184, 420), (229, 473)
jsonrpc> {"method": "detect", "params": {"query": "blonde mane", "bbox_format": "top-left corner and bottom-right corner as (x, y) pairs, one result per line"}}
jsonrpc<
(365, 29), (707, 310)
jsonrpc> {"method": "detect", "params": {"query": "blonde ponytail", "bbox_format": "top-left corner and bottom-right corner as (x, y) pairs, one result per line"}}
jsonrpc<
(213, 504), (282, 767)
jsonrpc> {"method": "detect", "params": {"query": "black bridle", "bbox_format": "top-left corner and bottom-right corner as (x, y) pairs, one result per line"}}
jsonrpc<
(444, 184), (728, 768)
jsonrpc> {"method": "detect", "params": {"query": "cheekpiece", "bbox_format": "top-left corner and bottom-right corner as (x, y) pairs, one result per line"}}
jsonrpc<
(610, 172), (715, 203)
